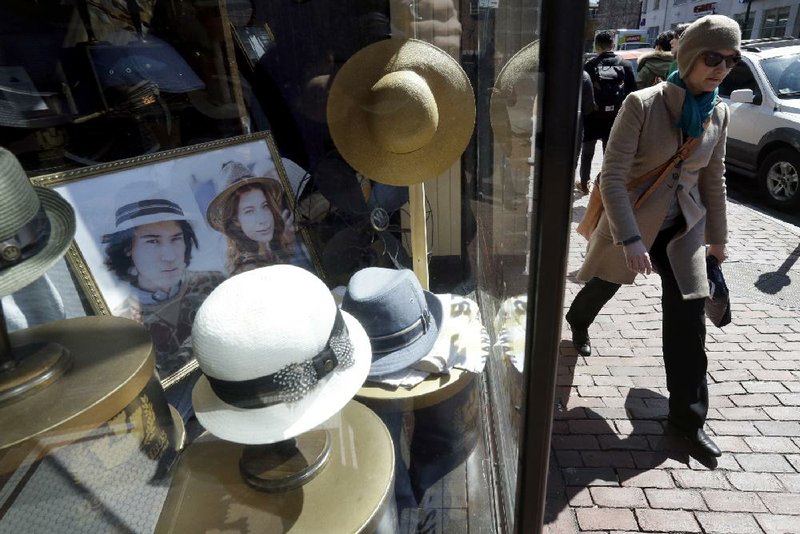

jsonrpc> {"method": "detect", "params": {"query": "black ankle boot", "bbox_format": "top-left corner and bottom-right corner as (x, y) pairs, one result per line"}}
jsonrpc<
(566, 318), (591, 357)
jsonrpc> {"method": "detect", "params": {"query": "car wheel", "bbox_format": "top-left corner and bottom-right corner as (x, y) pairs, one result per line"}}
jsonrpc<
(758, 148), (800, 210)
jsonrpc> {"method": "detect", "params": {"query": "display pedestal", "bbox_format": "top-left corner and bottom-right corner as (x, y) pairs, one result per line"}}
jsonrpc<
(155, 400), (396, 534)
(0, 315), (158, 451)
(356, 370), (480, 514)
(357, 367), (474, 411)
(239, 429), (331, 492)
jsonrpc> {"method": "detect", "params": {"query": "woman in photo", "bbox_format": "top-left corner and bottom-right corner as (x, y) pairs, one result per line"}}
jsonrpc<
(206, 160), (311, 275)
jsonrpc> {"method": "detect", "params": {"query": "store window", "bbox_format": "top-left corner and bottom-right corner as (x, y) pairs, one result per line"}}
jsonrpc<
(733, 12), (755, 40)
(0, 0), (581, 533)
(761, 6), (791, 38)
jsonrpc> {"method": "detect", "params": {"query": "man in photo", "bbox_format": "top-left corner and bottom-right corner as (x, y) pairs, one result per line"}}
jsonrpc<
(102, 182), (225, 418)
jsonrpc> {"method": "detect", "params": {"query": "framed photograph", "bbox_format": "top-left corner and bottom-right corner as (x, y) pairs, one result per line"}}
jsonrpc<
(231, 23), (275, 70)
(32, 132), (323, 391)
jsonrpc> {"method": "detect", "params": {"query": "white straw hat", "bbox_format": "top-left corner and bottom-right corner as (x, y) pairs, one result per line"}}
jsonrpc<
(0, 147), (75, 298)
(191, 265), (371, 444)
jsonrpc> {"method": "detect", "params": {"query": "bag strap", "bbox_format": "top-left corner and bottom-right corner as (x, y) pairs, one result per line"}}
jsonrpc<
(630, 114), (713, 209)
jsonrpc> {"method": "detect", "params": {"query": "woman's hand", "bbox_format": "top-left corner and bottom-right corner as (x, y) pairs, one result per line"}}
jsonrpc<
(282, 209), (297, 246)
(707, 244), (727, 263)
(624, 240), (652, 275)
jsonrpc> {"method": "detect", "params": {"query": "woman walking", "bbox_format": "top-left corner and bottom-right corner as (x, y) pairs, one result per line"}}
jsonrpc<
(566, 15), (741, 458)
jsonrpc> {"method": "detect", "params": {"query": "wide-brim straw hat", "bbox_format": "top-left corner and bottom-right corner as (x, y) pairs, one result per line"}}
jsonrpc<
(490, 41), (539, 151)
(0, 148), (75, 298)
(206, 160), (284, 233)
(191, 265), (371, 444)
(327, 38), (475, 186)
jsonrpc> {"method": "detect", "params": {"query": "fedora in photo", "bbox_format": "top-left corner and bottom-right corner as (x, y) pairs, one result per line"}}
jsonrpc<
(205, 160), (283, 233)
(327, 38), (475, 186)
(341, 267), (443, 378)
(191, 264), (371, 444)
(102, 181), (192, 240)
(0, 147), (75, 298)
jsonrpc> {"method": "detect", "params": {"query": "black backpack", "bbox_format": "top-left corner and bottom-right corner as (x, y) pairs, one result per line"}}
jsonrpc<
(588, 56), (626, 117)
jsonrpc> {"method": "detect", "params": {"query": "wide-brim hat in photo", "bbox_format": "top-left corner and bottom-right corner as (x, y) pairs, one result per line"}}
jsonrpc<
(205, 160), (284, 233)
(327, 38), (475, 186)
(341, 267), (443, 378)
(0, 147), (75, 298)
(102, 180), (193, 241)
(191, 265), (371, 445)
(490, 40), (539, 150)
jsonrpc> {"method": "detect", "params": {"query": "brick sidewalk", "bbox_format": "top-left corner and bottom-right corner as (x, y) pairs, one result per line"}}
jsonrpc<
(547, 149), (800, 533)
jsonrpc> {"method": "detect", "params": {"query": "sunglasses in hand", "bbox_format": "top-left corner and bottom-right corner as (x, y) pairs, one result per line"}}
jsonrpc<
(702, 51), (741, 69)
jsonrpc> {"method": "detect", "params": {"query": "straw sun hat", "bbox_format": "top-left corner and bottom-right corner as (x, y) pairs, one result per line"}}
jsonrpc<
(0, 148), (75, 298)
(327, 38), (475, 186)
(490, 40), (539, 151)
(191, 265), (371, 445)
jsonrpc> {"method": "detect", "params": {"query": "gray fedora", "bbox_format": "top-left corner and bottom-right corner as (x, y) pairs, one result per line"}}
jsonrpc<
(0, 147), (75, 298)
(341, 267), (443, 378)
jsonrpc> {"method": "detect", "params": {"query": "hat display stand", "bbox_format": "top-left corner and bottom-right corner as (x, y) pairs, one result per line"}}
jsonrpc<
(0, 313), (176, 452)
(155, 401), (397, 533)
(327, 39), (476, 290)
(237, 429), (331, 492)
(0, 301), (72, 405)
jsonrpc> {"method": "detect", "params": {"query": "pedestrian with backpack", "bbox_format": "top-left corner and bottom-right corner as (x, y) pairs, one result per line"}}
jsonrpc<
(577, 31), (636, 194)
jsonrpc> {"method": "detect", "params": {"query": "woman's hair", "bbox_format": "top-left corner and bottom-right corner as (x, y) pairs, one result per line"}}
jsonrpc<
(104, 220), (198, 284)
(674, 23), (690, 40)
(655, 31), (674, 52)
(221, 181), (289, 274)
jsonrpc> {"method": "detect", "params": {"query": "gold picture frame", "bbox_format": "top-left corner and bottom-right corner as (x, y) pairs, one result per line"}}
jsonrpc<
(32, 132), (323, 389)
(230, 22), (276, 71)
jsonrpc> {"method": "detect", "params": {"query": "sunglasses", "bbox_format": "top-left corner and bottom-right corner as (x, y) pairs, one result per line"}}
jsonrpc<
(703, 52), (741, 69)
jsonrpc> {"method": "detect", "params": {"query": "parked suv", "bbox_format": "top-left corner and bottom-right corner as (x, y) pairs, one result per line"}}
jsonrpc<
(719, 37), (800, 211)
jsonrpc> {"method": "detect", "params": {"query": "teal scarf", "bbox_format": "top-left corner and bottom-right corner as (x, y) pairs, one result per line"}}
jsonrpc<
(667, 71), (717, 138)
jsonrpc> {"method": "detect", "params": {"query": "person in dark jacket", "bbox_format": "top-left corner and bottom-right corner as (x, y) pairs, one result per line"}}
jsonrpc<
(637, 31), (674, 88)
(577, 31), (636, 193)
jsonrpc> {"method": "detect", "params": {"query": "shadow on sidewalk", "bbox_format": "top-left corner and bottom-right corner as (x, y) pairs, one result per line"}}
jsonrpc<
(545, 386), (717, 525)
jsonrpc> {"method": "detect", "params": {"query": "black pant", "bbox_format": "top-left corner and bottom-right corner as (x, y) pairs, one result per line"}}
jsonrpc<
(579, 115), (615, 186)
(566, 225), (709, 430)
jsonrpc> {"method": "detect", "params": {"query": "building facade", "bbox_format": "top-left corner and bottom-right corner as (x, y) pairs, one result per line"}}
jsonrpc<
(641, 0), (800, 41)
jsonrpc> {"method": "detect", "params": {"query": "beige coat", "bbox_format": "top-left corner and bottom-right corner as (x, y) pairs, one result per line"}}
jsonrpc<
(577, 82), (729, 299)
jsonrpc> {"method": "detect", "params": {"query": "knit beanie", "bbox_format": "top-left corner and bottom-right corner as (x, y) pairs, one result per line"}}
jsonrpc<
(677, 15), (741, 76)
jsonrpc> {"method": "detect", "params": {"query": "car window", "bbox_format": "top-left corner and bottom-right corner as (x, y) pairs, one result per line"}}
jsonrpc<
(719, 61), (761, 99)
(760, 53), (800, 98)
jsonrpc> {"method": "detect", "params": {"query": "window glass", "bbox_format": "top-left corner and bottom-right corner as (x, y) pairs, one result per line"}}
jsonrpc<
(719, 61), (761, 98)
(0, 1), (551, 533)
(760, 6), (791, 38)
(733, 12), (755, 39)
(761, 54), (800, 97)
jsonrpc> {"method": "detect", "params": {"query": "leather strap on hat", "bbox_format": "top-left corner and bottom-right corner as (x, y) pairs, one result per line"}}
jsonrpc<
(369, 309), (431, 355)
(206, 309), (354, 409)
(0, 207), (50, 271)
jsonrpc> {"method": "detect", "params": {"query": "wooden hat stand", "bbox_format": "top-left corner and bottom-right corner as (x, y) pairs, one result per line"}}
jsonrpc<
(0, 303), (182, 454)
(156, 400), (397, 533)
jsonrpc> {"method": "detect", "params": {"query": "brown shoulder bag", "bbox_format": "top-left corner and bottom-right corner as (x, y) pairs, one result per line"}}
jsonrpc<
(576, 132), (705, 241)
